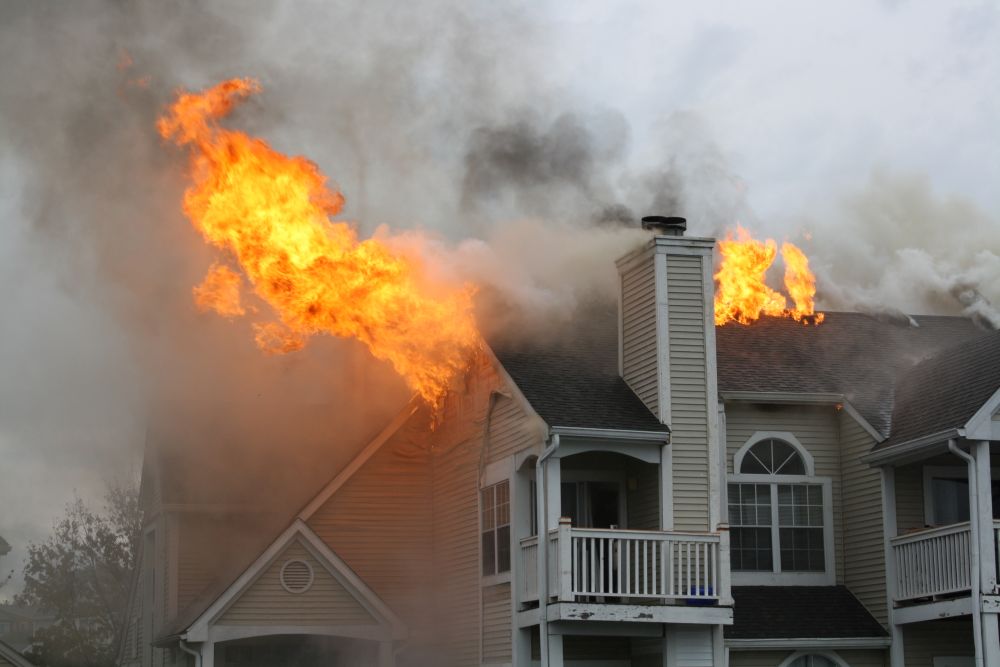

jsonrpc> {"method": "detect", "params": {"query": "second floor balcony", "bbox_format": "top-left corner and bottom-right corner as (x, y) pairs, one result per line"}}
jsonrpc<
(891, 520), (1000, 603)
(518, 519), (732, 623)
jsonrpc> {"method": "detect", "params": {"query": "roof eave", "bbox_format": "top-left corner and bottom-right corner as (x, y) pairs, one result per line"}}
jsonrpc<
(549, 425), (669, 442)
(862, 428), (964, 466)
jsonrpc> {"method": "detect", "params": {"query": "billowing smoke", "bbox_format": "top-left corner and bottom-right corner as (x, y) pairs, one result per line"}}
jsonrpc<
(1, 0), (997, 608)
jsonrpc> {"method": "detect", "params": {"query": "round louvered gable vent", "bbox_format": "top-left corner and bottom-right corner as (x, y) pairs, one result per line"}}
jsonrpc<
(279, 559), (314, 593)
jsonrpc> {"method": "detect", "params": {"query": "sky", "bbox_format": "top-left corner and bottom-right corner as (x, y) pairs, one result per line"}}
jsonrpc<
(1, 0), (998, 599)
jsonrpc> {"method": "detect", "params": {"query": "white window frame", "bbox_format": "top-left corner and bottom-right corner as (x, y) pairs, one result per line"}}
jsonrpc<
(729, 432), (835, 586)
(778, 651), (851, 667)
(480, 459), (513, 587)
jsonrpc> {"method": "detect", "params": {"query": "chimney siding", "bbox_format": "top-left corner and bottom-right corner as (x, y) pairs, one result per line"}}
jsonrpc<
(618, 236), (719, 532)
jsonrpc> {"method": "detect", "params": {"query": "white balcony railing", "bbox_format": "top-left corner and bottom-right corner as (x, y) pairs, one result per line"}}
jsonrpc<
(520, 520), (731, 607)
(891, 522), (973, 601)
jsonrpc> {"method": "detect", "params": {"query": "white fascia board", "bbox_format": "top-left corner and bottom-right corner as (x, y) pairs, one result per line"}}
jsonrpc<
(546, 602), (733, 625)
(298, 397), (420, 521)
(963, 387), (1000, 440)
(861, 428), (963, 466)
(549, 426), (669, 443)
(725, 638), (891, 650)
(185, 519), (406, 642)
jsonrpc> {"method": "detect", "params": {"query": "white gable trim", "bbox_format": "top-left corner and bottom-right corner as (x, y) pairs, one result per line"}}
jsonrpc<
(298, 398), (419, 521)
(184, 519), (406, 642)
(0, 641), (35, 667)
(964, 386), (1000, 441)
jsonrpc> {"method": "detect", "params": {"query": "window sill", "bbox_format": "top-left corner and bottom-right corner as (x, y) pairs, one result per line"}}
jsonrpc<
(481, 572), (511, 587)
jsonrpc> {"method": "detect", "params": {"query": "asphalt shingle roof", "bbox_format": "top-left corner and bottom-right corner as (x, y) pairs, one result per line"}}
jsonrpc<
(879, 330), (1000, 449)
(493, 306), (991, 439)
(716, 312), (991, 437)
(726, 586), (887, 639)
(491, 303), (669, 433)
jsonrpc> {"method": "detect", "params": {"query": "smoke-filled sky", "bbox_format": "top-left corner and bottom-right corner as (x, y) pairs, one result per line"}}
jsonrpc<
(1, 0), (998, 598)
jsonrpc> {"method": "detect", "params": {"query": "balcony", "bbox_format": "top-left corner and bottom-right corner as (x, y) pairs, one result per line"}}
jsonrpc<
(519, 520), (732, 623)
(891, 520), (1000, 604)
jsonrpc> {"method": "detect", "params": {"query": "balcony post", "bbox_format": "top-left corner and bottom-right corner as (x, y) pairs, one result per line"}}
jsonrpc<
(557, 518), (573, 601)
(660, 444), (674, 530)
(974, 440), (1000, 665)
(880, 466), (904, 667)
(718, 526), (733, 606)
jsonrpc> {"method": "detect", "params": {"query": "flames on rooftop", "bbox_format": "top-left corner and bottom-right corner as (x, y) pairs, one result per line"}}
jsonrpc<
(714, 225), (824, 326)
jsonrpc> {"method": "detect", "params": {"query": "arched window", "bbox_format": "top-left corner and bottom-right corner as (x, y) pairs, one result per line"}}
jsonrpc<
(728, 432), (831, 582)
(779, 652), (850, 667)
(739, 438), (806, 475)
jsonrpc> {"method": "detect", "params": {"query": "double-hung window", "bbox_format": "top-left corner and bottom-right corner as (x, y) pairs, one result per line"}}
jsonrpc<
(481, 480), (510, 576)
(728, 434), (833, 583)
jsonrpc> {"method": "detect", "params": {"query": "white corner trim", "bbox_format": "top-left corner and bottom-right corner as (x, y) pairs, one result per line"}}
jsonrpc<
(733, 431), (815, 476)
(298, 398), (420, 521)
(964, 387), (1000, 440)
(654, 250), (672, 426)
(185, 519), (406, 642)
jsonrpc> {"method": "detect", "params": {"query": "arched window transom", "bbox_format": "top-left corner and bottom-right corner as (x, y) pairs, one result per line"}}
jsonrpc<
(739, 438), (806, 475)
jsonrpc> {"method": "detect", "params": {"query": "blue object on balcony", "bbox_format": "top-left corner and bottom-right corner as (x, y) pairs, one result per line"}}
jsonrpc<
(685, 586), (716, 606)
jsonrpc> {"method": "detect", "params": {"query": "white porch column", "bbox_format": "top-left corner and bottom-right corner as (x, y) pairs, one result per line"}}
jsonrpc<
(200, 642), (215, 667)
(546, 632), (564, 666)
(513, 628), (532, 667)
(660, 444), (674, 530)
(545, 457), (562, 528)
(880, 466), (904, 667)
(378, 640), (395, 667)
(973, 440), (1000, 665)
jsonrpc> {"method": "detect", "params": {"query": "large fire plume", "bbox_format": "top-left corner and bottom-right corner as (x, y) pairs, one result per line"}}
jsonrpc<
(158, 78), (480, 407)
(714, 226), (824, 326)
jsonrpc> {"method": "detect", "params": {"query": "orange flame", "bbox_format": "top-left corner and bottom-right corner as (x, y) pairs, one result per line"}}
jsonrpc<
(158, 78), (479, 407)
(714, 226), (823, 326)
(193, 263), (246, 318)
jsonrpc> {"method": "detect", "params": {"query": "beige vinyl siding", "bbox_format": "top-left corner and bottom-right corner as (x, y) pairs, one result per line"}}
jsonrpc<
(840, 409), (888, 627)
(725, 403), (845, 582)
(902, 618), (973, 667)
(486, 393), (539, 464)
(894, 462), (925, 533)
(307, 414), (433, 637)
(481, 583), (511, 663)
(0, 656), (17, 667)
(175, 514), (223, 612)
(728, 649), (886, 666)
(621, 251), (659, 415)
(217, 539), (376, 626)
(668, 254), (711, 531)
(430, 433), (482, 667)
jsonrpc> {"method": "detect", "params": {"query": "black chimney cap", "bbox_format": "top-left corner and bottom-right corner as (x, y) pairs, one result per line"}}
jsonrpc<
(641, 216), (687, 236)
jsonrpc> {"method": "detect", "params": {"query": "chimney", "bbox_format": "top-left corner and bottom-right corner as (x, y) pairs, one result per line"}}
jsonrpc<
(616, 216), (719, 532)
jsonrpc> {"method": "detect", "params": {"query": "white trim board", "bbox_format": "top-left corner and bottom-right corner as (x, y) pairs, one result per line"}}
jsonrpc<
(298, 398), (419, 520)
(725, 637), (891, 650)
(184, 519), (406, 642)
(964, 387), (1000, 441)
